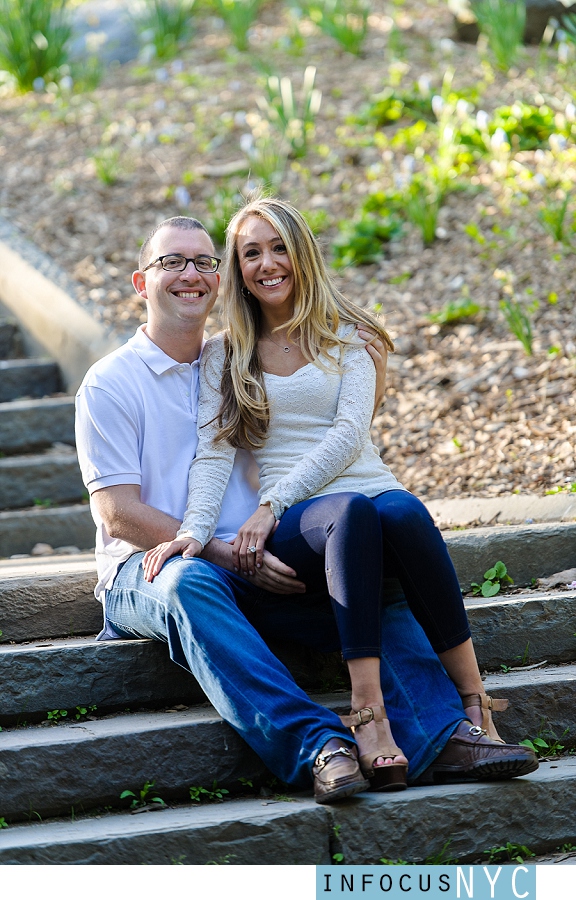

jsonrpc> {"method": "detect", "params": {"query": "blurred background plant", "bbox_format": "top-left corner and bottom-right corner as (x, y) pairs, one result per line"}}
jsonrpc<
(205, 185), (243, 247)
(472, 0), (526, 71)
(0, 0), (72, 91)
(212, 0), (263, 52)
(135, 0), (196, 62)
(257, 65), (322, 158)
(302, 0), (369, 55)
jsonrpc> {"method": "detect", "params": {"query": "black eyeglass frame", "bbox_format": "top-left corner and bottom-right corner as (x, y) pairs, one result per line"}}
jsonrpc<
(142, 253), (222, 274)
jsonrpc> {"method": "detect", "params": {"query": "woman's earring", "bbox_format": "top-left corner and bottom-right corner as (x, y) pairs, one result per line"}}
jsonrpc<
(241, 285), (252, 299)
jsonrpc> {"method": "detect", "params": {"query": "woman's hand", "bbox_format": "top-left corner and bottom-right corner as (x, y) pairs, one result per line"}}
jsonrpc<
(142, 536), (203, 582)
(232, 504), (277, 576)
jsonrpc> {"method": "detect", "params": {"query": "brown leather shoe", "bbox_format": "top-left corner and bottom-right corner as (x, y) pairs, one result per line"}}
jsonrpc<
(413, 721), (539, 785)
(313, 738), (370, 804)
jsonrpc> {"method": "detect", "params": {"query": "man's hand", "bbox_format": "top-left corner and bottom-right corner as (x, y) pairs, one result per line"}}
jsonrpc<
(357, 327), (389, 417)
(202, 538), (306, 594)
(142, 536), (202, 582)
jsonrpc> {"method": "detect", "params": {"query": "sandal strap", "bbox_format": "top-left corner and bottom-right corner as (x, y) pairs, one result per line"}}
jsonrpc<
(460, 693), (509, 713)
(340, 707), (376, 729)
(340, 705), (403, 761)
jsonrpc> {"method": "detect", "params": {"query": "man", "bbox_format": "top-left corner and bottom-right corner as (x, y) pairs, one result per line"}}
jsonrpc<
(75, 214), (537, 803)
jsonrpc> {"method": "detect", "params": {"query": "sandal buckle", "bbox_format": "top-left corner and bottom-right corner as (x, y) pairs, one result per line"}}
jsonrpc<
(356, 707), (375, 726)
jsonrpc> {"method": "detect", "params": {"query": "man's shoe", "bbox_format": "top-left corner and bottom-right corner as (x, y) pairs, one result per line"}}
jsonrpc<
(413, 721), (539, 785)
(313, 738), (370, 804)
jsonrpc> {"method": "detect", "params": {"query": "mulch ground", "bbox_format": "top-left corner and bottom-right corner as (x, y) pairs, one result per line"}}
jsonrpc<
(0, 0), (574, 499)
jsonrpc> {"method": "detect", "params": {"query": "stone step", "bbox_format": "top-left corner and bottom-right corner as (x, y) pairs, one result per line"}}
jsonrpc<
(0, 396), (75, 454)
(0, 319), (22, 359)
(0, 553), (101, 643)
(0, 359), (61, 402)
(2, 549), (576, 659)
(0, 504), (94, 558)
(0, 760), (572, 864)
(443, 521), (576, 589)
(0, 450), (85, 509)
(0, 628), (574, 744)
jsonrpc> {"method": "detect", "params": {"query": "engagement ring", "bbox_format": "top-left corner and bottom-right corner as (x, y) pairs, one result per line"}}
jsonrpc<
(248, 546), (257, 553)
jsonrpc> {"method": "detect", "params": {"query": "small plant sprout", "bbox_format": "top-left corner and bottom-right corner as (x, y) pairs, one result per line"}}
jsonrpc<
(47, 709), (68, 724)
(427, 294), (482, 325)
(74, 705), (97, 720)
(494, 270), (537, 355)
(539, 190), (573, 244)
(485, 842), (535, 864)
(473, 0), (526, 72)
(304, 0), (369, 56)
(213, 0), (263, 52)
(0, 817), (8, 828)
(471, 560), (513, 597)
(257, 66), (322, 159)
(189, 780), (229, 803)
(120, 780), (167, 809)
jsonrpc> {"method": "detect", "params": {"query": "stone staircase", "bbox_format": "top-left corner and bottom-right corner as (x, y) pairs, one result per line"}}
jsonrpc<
(1, 519), (576, 864)
(0, 316), (94, 557)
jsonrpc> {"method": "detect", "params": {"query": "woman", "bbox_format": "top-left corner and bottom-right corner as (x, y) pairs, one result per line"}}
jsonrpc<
(143, 195), (509, 793)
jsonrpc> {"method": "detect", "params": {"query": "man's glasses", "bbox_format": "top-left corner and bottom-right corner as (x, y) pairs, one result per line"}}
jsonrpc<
(143, 254), (221, 274)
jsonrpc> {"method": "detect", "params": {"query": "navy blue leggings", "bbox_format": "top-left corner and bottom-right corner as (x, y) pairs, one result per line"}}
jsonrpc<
(267, 490), (471, 660)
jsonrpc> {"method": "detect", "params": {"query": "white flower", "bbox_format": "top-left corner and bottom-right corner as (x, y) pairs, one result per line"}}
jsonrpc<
(476, 110), (490, 130)
(491, 127), (509, 149)
(431, 95), (444, 118)
(240, 133), (255, 154)
(418, 75), (431, 95)
(566, 102), (576, 122)
(558, 42), (570, 64)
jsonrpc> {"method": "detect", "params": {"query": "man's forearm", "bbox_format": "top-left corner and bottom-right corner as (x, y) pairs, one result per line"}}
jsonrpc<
(92, 486), (181, 550)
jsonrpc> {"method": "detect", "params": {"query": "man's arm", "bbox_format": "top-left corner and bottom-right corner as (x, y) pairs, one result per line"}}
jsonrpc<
(92, 484), (305, 594)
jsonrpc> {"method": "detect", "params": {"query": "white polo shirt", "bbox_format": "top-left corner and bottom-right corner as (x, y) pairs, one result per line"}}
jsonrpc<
(75, 325), (259, 603)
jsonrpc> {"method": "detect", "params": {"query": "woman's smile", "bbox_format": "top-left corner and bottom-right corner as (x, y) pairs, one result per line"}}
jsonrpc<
(236, 216), (295, 316)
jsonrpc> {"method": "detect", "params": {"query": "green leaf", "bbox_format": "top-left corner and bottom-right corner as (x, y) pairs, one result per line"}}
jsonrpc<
(493, 561), (507, 578)
(481, 580), (500, 597)
(533, 737), (549, 748)
(120, 790), (135, 800)
(483, 567), (497, 581)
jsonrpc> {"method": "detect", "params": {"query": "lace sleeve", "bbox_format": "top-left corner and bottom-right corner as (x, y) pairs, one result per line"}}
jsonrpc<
(178, 335), (237, 548)
(260, 341), (375, 518)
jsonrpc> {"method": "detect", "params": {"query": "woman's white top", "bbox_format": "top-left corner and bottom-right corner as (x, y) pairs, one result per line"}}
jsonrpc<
(178, 328), (405, 547)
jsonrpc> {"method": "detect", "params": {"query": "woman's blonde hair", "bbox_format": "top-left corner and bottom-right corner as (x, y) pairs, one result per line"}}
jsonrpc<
(215, 194), (394, 449)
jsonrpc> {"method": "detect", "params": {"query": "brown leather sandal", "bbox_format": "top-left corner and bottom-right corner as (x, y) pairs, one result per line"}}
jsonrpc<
(340, 705), (408, 792)
(459, 693), (509, 743)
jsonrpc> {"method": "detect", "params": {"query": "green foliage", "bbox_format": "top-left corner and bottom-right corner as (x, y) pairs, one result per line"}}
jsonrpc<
(404, 177), (442, 246)
(0, 817), (8, 828)
(473, 0), (525, 71)
(205, 853), (237, 865)
(47, 708), (68, 724)
(136, 0), (196, 61)
(484, 842), (535, 864)
(304, 0), (369, 55)
(33, 497), (53, 508)
(357, 86), (435, 128)
(74, 705), (97, 720)
(189, 780), (229, 803)
(0, 0), (72, 92)
(380, 840), (459, 866)
(539, 191), (573, 244)
(258, 66), (322, 158)
(471, 560), (513, 597)
(205, 185), (242, 247)
(301, 207), (330, 235)
(500, 296), (537, 355)
(213, 0), (263, 52)
(460, 102), (556, 154)
(331, 211), (402, 268)
(519, 725), (569, 757)
(120, 780), (166, 809)
(90, 146), (123, 186)
(427, 295), (482, 325)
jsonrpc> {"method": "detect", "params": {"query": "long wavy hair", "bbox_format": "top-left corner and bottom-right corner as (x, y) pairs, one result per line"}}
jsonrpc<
(215, 195), (394, 450)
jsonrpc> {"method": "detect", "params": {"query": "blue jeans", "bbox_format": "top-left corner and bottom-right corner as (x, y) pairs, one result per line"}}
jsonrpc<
(268, 490), (471, 658)
(104, 552), (465, 788)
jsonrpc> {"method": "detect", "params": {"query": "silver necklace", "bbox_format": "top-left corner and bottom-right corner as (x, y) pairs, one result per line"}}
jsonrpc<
(262, 332), (291, 353)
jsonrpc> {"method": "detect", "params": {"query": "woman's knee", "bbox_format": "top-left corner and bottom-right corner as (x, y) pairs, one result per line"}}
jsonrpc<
(375, 491), (434, 534)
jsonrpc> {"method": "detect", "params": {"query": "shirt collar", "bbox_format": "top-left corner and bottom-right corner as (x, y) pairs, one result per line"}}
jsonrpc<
(130, 325), (204, 375)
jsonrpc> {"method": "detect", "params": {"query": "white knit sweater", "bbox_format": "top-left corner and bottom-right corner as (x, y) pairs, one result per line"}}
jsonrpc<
(178, 329), (404, 547)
